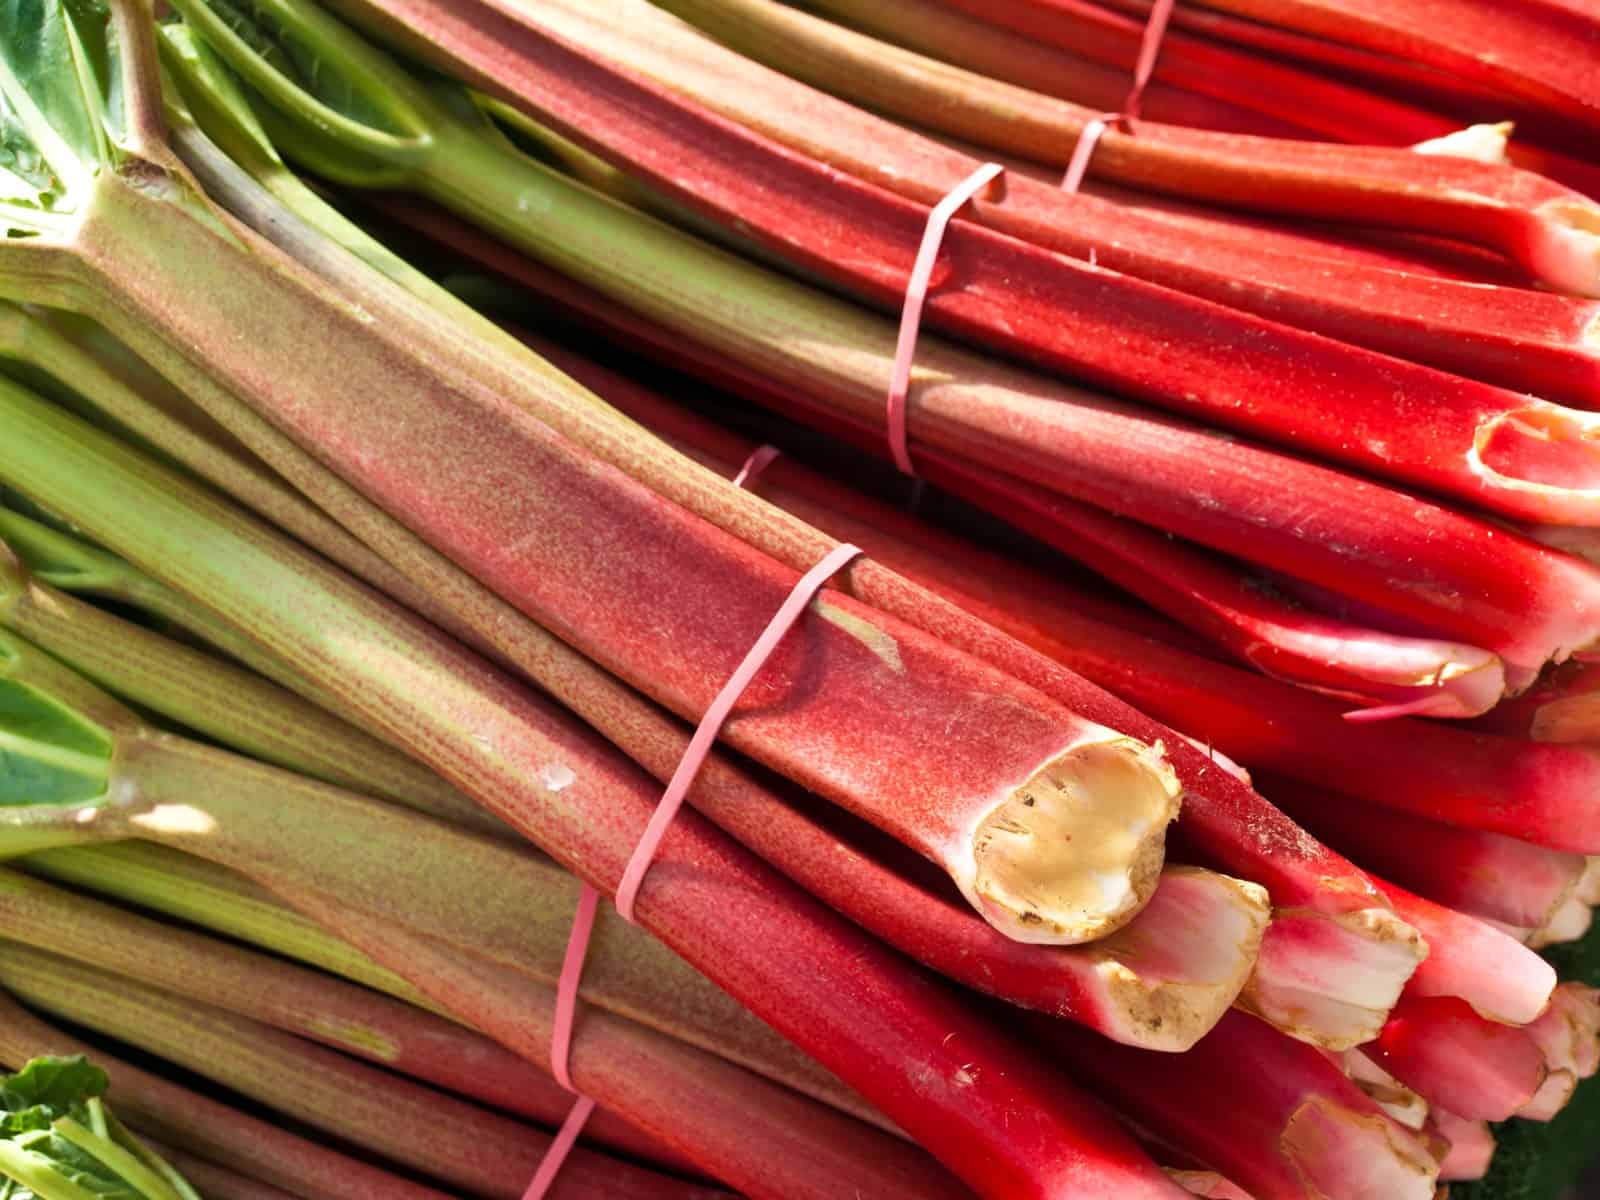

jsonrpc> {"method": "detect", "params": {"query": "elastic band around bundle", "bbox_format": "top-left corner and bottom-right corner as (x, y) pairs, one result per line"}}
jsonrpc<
(614, 540), (865, 922)
(522, 883), (601, 1199)
(1060, 0), (1176, 193)
(886, 162), (1005, 476)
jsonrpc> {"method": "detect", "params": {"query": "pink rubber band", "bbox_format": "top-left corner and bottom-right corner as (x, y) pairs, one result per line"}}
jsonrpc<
(732, 443), (782, 488)
(1060, 0), (1176, 193)
(614, 541), (865, 922)
(887, 162), (1005, 476)
(523, 883), (602, 1199)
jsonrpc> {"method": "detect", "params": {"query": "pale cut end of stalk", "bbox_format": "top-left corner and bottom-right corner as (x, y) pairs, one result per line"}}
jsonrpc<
(1410, 122), (1513, 164)
(1515, 1068), (1577, 1121)
(1527, 894), (1593, 948)
(1241, 908), (1427, 1050)
(1526, 983), (1600, 1080)
(1524, 199), (1600, 299)
(1470, 402), (1600, 530)
(1581, 857), (1600, 904)
(1282, 1095), (1440, 1200)
(1340, 651), (1505, 723)
(967, 737), (1181, 945)
(1345, 1049), (1430, 1131)
(1087, 867), (1270, 1052)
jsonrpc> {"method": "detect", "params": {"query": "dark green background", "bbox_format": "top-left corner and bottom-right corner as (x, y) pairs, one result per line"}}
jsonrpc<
(1461, 924), (1600, 1200)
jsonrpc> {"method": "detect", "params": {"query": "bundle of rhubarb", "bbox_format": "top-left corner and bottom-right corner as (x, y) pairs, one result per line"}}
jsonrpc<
(1, 0), (1599, 1196)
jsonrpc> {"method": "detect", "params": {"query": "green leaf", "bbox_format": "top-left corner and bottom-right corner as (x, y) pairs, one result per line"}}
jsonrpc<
(167, 0), (439, 186)
(0, 1058), (105, 1124)
(0, 0), (128, 229)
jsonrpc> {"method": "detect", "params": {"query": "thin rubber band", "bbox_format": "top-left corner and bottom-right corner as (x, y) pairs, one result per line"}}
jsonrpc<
(523, 883), (602, 1199)
(887, 162), (1005, 476)
(732, 443), (782, 488)
(1061, 0), (1176, 193)
(614, 541), (865, 922)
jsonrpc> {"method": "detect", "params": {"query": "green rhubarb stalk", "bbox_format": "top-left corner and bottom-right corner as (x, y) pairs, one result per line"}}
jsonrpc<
(0, 865), (695, 1171)
(0, 300), (425, 613)
(0, 941), (720, 1200)
(0, 1054), (198, 1200)
(0, 622), (863, 1124)
(0, 505), (298, 685)
(0, 534), (506, 838)
(0, 990), (464, 1200)
(21, 842), (437, 1009)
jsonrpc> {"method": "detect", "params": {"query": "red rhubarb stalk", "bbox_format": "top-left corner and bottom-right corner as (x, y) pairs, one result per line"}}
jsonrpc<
(1138, 0), (1600, 133)
(573, 338), (1506, 719)
(1030, 1008), (1441, 1200)
(807, 0), (1446, 141)
(1250, 773), (1587, 931)
(0, 988), (456, 1200)
(1526, 983), (1600, 1081)
(127, 1139), (311, 1200)
(1368, 995), (1549, 1122)
(537, 0), (1600, 408)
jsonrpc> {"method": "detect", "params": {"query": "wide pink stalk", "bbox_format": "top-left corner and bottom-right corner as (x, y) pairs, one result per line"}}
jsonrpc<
(0, 988), (455, 1200)
(630, 0), (1600, 292)
(1526, 983), (1600, 1081)
(1030, 1009), (1440, 1200)
(369, 203), (1427, 1046)
(0, 942), (724, 1200)
(574, 337), (1504, 718)
(537, 0), (1600, 409)
(0, 866), (685, 1171)
(1, 257), (1184, 1200)
(1368, 995), (1549, 1121)
(1251, 774), (1587, 930)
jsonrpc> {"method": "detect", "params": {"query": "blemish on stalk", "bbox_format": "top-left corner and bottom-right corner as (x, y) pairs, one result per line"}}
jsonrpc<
(542, 762), (576, 793)
(815, 601), (903, 672)
(306, 1017), (400, 1062)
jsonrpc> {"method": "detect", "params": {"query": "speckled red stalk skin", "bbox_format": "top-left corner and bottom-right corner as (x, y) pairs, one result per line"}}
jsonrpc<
(1122, 0), (1600, 133)
(331, 0), (1600, 526)
(0, 991), (454, 1200)
(29, 203), (1184, 1200)
(542, 0), (1600, 407)
(381, 205), (1395, 922)
(1369, 995), (1548, 1121)
(126, 1140), (305, 1200)
(1250, 775), (1584, 930)
(1026, 1008), (1438, 1200)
